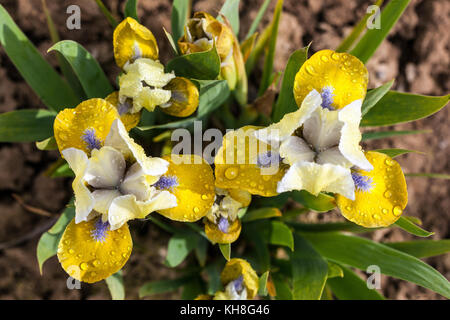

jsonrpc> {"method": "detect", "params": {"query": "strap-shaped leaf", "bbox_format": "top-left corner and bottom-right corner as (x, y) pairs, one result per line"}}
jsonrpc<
(291, 234), (328, 300)
(36, 201), (75, 274)
(350, 0), (411, 63)
(384, 240), (450, 259)
(105, 271), (125, 300)
(124, 0), (139, 21)
(166, 231), (200, 267)
(300, 232), (450, 298)
(290, 190), (336, 212)
(376, 148), (424, 158)
(361, 79), (394, 116)
(0, 5), (79, 111)
(362, 129), (431, 141)
(394, 216), (434, 237)
(49, 40), (113, 99)
(361, 91), (449, 127)
(171, 0), (191, 49)
(0, 109), (55, 142)
(241, 208), (282, 222)
(327, 265), (385, 300)
(218, 0), (240, 35)
(219, 243), (231, 261)
(245, 0), (271, 40)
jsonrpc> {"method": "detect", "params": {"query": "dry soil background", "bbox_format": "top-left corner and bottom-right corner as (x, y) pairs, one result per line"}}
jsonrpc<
(0, 0), (448, 300)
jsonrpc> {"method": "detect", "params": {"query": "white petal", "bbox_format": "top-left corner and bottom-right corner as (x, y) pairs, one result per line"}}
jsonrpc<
(108, 191), (177, 230)
(92, 189), (122, 215)
(105, 119), (170, 176)
(84, 146), (126, 189)
(120, 162), (157, 201)
(62, 148), (95, 223)
(279, 136), (315, 166)
(338, 100), (373, 171)
(303, 107), (342, 151)
(255, 89), (321, 146)
(277, 162), (355, 200)
(316, 146), (353, 168)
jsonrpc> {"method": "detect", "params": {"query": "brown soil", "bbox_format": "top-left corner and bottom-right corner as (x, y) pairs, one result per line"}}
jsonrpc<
(0, 0), (448, 300)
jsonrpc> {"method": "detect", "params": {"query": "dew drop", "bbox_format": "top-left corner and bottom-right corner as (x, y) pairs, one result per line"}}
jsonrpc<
(320, 55), (329, 62)
(382, 208), (388, 214)
(384, 190), (392, 199)
(385, 158), (394, 166)
(372, 214), (380, 220)
(262, 175), (271, 181)
(305, 64), (316, 75)
(193, 207), (200, 214)
(393, 206), (403, 217)
(93, 260), (101, 267)
(224, 167), (239, 180)
(110, 250), (116, 256)
(68, 249), (75, 254)
(345, 206), (352, 211)
(201, 194), (209, 200)
(80, 262), (89, 271)
(331, 52), (340, 61)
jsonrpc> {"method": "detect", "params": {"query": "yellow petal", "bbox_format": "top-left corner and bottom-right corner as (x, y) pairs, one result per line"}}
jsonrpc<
(204, 218), (241, 244)
(336, 151), (408, 227)
(220, 258), (259, 299)
(113, 17), (158, 68)
(157, 154), (215, 222)
(228, 189), (252, 207)
(57, 218), (132, 283)
(195, 294), (213, 300)
(215, 126), (288, 197)
(54, 99), (120, 155)
(105, 91), (141, 131)
(294, 50), (368, 109)
(160, 77), (199, 117)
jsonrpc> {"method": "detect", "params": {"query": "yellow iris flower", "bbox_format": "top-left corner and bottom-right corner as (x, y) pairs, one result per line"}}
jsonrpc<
(336, 151), (408, 228)
(57, 115), (218, 282)
(113, 17), (199, 118)
(178, 12), (247, 105)
(204, 188), (251, 244)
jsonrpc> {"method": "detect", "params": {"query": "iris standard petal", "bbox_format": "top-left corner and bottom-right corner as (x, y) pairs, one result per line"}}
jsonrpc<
(220, 258), (259, 299)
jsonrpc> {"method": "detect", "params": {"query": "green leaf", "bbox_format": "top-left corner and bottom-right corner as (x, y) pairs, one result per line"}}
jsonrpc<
(139, 275), (194, 297)
(288, 221), (376, 233)
(0, 5), (79, 111)
(137, 80), (229, 130)
(268, 221), (294, 250)
(105, 271), (125, 300)
(204, 263), (222, 295)
(336, 0), (384, 52)
(258, 271), (270, 296)
(0, 109), (55, 142)
(124, 0), (139, 21)
(241, 208), (282, 222)
(384, 240), (450, 258)
(42, 0), (85, 101)
(171, 0), (191, 50)
(181, 278), (204, 300)
(361, 91), (450, 127)
(219, 243), (231, 261)
(218, 0), (240, 35)
(394, 216), (434, 237)
(245, 0), (271, 40)
(291, 234), (328, 300)
(272, 46), (310, 122)
(376, 148), (424, 158)
(36, 136), (57, 150)
(244, 224), (271, 272)
(362, 129), (431, 141)
(50, 163), (74, 178)
(258, 0), (283, 96)
(327, 261), (344, 279)
(405, 173), (450, 179)
(290, 190), (336, 212)
(272, 275), (293, 300)
(49, 40), (113, 99)
(327, 265), (385, 300)
(36, 201), (75, 274)
(163, 27), (178, 54)
(361, 79), (394, 116)
(301, 232), (450, 298)
(166, 231), (200, 267)
(166, 47), (220, 80)
(94, 0), (118, 27)
(350, 0), (411, 63)
(195, 237), (208, 267)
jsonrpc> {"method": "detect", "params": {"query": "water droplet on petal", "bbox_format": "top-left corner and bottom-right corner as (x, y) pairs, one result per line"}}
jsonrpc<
(110, 251), (116, 256)
(331, 52), (340, 61)
(201, 194), (208, 200)
(320, 55), (329, 62)
(385, 158), (394, 166)
(384, 190), (392, 198)
(80, 262), (89, 271)
(393, 206), (403, 217)
(382, 208), (388, 214)
(193, 207), (200, 214)
(68, 249), (75, 254)
(93, 260), (101, 267)
(224, 167), (239, 180)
